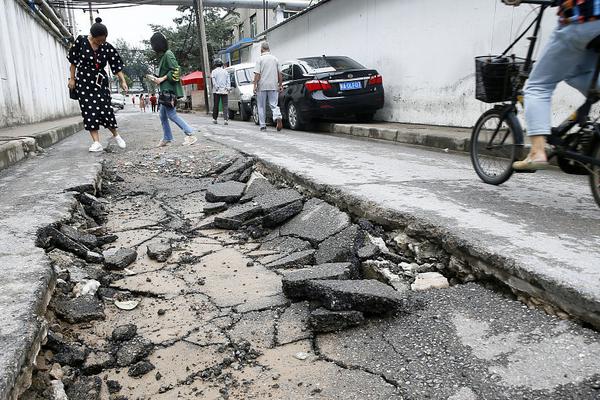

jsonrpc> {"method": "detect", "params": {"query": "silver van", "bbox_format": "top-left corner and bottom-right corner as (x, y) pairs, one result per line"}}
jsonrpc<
(226, 63), (255, 121)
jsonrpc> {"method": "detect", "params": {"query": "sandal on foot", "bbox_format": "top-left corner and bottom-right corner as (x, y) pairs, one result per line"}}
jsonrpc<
(512, 157), (549, 171)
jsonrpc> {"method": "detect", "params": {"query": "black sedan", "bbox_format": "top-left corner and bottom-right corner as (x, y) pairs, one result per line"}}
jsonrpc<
(251, 56), (384, 130)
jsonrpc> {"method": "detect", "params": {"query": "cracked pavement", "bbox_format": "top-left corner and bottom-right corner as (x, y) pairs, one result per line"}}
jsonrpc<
(19, 109), (600, 400)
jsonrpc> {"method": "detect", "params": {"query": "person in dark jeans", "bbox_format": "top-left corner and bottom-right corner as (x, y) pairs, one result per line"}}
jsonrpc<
(211, 58), (230, 125)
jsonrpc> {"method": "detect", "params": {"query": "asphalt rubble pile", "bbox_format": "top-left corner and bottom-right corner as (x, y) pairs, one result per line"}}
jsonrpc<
(20, 150), (461, 400)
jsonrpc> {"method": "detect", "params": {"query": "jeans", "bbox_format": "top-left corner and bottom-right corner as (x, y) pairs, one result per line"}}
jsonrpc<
(213, 93), (229, 121)
(159, 104), (193, 141)
(257, 90), (282, 128)
(525, 20), (600, 136)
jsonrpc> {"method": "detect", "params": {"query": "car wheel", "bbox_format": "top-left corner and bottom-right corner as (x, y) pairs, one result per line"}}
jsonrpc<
(252, 102), (260, 125)
(356, 112), (375, 123)
(287, 102), (304, 131)
(228, 109), (236, 120)
(240, 103), (250, 121)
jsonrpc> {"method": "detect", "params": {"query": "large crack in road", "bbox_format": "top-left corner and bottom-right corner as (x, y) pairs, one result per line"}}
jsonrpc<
(17, 112), (600, 400)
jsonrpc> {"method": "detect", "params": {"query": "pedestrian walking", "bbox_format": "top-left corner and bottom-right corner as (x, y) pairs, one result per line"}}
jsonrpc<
(145, 94), (150, 111)
(67, 18), (128, 152)
(139, 94), (146, 112)
(131, 95), (135, 105)
(147, 32), (197, 147)
(150, 93), (157, 112)
(211, 58), (230, 125)
(253, 42), (283, 132)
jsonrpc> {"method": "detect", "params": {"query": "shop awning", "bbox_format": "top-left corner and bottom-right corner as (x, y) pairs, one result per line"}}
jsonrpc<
(218, 38), (254, 55)
(181, 71), (204, 88)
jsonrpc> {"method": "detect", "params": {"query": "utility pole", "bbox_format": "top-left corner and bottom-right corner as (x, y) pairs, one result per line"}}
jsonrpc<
(88, 2), (93, 25)
(194, 0), (212, 115)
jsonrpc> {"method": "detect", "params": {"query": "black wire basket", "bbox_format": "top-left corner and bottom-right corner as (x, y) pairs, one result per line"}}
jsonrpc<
(475, 56), (526, 103)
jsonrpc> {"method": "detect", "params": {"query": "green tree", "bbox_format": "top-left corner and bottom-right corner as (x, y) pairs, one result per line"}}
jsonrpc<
(113, 39), (152, 91)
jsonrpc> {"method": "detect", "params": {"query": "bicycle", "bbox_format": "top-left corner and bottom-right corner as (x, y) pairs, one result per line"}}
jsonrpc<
(470, 0), (600, 207)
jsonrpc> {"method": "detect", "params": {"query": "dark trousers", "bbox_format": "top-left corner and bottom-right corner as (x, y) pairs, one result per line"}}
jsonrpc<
(151, 104), (157, 112)
(213, 93), (228, 121)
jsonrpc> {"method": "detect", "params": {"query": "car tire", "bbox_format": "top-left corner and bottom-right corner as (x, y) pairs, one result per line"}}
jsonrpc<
(252, 102), (260, 125)
(286, 102), (304, 131)
(228, 109), (236, 120)
(240, 103), (250, 121)
(356, 112), (375, 123)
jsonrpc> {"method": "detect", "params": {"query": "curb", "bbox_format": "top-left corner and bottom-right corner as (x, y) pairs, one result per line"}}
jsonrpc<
(0, 121), (84, 172)
(250, 157), (600, 330)
(317, 122), (472, 153)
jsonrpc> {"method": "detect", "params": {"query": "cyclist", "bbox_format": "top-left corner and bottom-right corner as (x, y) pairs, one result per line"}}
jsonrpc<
(503, 0), (600, 170)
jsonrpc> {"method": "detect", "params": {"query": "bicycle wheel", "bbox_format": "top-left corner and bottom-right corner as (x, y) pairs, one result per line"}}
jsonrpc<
(470, 108), (521, 185)
(588, 141), (600, 207)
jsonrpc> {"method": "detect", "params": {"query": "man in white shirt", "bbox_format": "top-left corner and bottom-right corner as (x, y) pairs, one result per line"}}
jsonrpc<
(253, 42), (283, 132)
(211, 58), (231, 125)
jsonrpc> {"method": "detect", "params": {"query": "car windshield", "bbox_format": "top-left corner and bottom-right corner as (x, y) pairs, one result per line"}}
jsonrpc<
(298, 57), (365, 73)
(236, 68), (254, 85)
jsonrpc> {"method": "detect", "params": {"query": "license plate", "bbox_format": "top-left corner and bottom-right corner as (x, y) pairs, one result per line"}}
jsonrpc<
(339, 81), (362, 91)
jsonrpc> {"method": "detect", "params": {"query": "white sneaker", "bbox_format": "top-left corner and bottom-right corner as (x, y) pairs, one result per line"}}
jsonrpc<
(157, 139), (172, 147)
(88, 142), (103, 152)
(183, 135), (198, 145)
(114, 135), (126, 149)
(224, 120), (229, 126)
(212, 120), (218, 124)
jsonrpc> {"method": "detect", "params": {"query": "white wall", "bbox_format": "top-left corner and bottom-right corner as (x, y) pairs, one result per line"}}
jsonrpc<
(266, 0), (584, 127)
(0, 0), (78, 129)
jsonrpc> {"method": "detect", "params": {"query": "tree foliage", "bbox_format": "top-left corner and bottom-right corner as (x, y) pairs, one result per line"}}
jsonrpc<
(113, 38), (153, 91)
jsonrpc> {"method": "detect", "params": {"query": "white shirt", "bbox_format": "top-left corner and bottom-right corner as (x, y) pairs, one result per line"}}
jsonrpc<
(254, 52), (281, 91)
(212, 67), (230, 95)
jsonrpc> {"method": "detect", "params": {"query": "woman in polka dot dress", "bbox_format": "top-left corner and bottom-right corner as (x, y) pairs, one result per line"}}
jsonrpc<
(67, 18), (128, 152)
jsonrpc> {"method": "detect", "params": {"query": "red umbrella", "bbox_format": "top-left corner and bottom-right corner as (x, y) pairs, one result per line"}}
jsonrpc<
(181, 71), (204, 89)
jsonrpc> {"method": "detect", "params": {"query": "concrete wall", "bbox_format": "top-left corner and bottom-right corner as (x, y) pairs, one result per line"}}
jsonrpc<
(266, 0), (584, 127)
(0, 0), (78, 129)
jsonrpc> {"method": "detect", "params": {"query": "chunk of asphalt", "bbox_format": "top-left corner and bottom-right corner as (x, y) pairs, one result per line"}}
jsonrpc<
(240, 173), (276, 202)
(60, 225), (99, 249)
(261, 236), (312, 254)
(97, 234), (118, 246)
(306, 279), (407, 314)
(52, 295), (105, 324)
(280, 198), (350, 244)
(47, 249), (87, 272)
(103, 248), (137, 270)
(265, 249), (316, 270)
(203, 202), (228, 215)
(253, 189), (303, 214)
(281, 262), (355, 299)
(216, 157), (254, 182)
(116, 336), (153, 367)
(112, 324), (138, 342)
(263, 200), (303, 228)
(309, 308), (365, 333)
(213, 202), (262, 230)
(66, 376), (102, 400)
(205, 181), (246, 203)
(315, 224), (363, 265)
(82, 351), (116, 375)
(146, 242), (172, 262)
(37, 226), (89, 259)
(128, 360), (155, 377)
(238, 167), (253, 183)
(52, 343), (89, 367)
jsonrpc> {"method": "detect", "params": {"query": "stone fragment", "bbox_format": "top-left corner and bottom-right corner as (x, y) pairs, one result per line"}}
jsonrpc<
(52, 343), (89, 367)
(103, 248), (137, 270)
(263, 200), (303, 227)
(280, 198), (350, 244)
(82, 351), (115, 375)
(48, 249), (87, 272)
(52, 295), (105, 323)
(45, 329), (67, 352)
(49, 363), (64, 380)
(60, 225), (98, 249)
(260, 236), (312, 254)
(238, 167), (253, 183)
(411, 272), (450, 291)
(128, 360), (155, 377)
(37, 226), (90, 258)
(357, 242), (380, 260)
(116, 336), (153, 367)
(282, 263), (355, 300)
(309, 308), (365, 332)
(205, 181), (246, 203)
(400, 262), (435, 277)
(146, 242), (172, 262)
(51, 380), (68, 400)
(65, 376), (102, 400)
(241, 173), (275, 202)
(254, 189), (303, 214)
(217, 157), (254, 182)
(412, 240), (446, 263)
(265, 249), (316, 269)
(85, 251), (104, 264)
(306, 279), (407, 314)
(315, 225), (362, 264)
(106, 380), (122, 394)
(203, 202), (228, 215)
(97, 234), (118, 246)
(214, 202), (262, 229)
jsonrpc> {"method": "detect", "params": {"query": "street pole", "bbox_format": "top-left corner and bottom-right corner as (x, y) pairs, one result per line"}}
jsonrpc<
(194, 0), (212, 115)
(88, 2), (93, 25)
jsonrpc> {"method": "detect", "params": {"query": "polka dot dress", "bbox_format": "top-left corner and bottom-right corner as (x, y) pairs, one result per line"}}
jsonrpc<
(68, 35), (124, 132)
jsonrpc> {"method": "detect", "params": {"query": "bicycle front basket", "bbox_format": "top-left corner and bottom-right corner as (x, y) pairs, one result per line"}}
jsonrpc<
(475, 56), (525, 103)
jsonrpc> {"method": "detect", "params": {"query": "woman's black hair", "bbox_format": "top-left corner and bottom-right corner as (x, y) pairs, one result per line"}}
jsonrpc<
(150, 32), (169, 53)
(90, 17), (108, 37)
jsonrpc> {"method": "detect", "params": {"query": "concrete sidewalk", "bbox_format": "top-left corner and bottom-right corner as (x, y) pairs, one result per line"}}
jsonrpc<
(195, 115), (600, 330)
(317, 121), (475, 153)
(0, 116), (83, 171)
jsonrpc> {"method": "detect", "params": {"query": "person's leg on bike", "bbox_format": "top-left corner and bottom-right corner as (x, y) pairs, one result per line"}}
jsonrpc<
(515, 21), (600, 170)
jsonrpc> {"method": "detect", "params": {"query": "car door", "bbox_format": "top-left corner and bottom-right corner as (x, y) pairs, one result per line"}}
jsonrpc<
(281, 63), (311, 118)
(228, 69), (239, 111)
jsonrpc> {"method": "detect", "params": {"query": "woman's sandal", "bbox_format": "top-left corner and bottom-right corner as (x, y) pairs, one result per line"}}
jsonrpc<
(512, 156), (550, 171)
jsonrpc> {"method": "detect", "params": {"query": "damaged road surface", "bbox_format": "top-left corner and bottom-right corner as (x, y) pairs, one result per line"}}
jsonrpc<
(16, 114), (600, 400)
